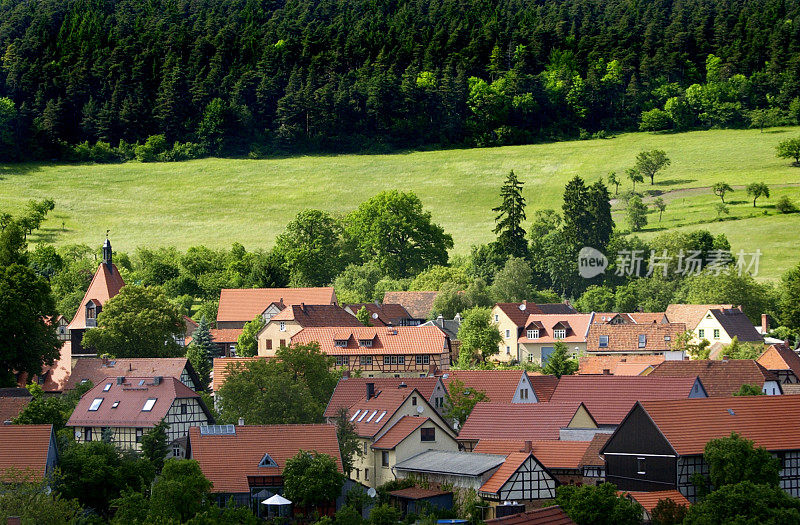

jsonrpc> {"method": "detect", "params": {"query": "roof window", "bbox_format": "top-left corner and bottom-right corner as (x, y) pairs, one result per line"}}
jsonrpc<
(599, 335), (609, 348)
(357, 410), (368, 422)
(111, 401), (119, 409)
(259, 452), (278, 467)
(103, 383), (112, 392)
(375, 410), (387, 423)
(138, 379), (146, 386)
(638, 334), (647, 348)
(142, 398), (157, 412)
(89, 398), (103, 411)
(366, 410), (378, 422)
(349, 409), (361, 422)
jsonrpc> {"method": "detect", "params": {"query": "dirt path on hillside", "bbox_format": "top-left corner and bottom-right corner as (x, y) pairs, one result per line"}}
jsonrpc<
(609, 182), (800, 206)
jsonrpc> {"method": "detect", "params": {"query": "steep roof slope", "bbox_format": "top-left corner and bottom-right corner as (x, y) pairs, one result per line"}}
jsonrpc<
(324, 377), (440, 418)
(459, 402), (592, 441)
(67, 263), (125, 330)
(383, 291), (438, 319)
(216, 287), (336, 323)
(0, 425), (54, 482)
(649, 359), (777, 397)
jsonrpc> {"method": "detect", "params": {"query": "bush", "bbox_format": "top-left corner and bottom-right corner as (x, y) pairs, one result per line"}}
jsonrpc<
(116, 140), (137, 161)
(776, 196), (797, 214)
(90, 141), (117, 163)
(639, 108), (672, 131)
(135, 134), (169, 162)
(171, 141), (207, 161)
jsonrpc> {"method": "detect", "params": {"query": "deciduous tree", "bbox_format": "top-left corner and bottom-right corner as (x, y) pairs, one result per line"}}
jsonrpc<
(283, 451), (344, 509)
(274, 209), (347, 286)
(457, 307), (502, 363)
(556, 483), (642, 525)
(746, 182), (770, 207)
(148, 459), (212, 523)
(626, 195), (648, 231)
(776, 136), (800, 165)
(444, 379), (488, 429)
(634, 149), (671, 185)
(712, 182), (733, 203)
(237, 315), (265, 357)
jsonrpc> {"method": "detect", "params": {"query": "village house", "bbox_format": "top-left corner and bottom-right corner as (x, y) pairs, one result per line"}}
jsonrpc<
(664, 304), (763, 357)
(757, 343), (800, 384)
(472, 439), (597, 486)
(648, 359), (782, 396)
(67, 376), (213, 457)
(289, 326), (452, 378)
(0, 425), (59, 483)
(584, 322), (687, 359)
(344, 383), (458, 488)
(484, 505), (576, 525)
(620, 491), (690, 524)
(601, 395), (800, 501)
(63, 357), (203, 392)
(343, 303), (416, 327)
(394, 449), (560, 517)
(256, 303), (362, 356)
(490, 301), (577, 362)
(324, 376), (448, 420)
(382, 291), (438, 324)
(440, 370), (550, 404)
(0, 388), (33, 424)
(420, 314), (463, 361)
(547, 375), (707, 430)
(457, 402), (600, 450)
(578, 355), (665, 376)
(207, 328), (243, 357)
(215, 287), (338, 330)
(188, 424), (343, 515)
(517, 314), (593, 365)
(592, 313), (671, 325)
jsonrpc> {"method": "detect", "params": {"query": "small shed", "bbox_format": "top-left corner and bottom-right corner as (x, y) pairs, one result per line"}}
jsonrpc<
(389, 487), (453, 516)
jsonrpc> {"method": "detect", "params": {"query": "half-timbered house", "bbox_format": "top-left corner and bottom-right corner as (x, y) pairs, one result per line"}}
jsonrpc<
(256, 303), (362, 356)
(324, 376), (448, 420)
(290, 326), (452, 378)
(601, 395), (800, 501)
(216, 287), (338, 329)
(757, 344), (800, 385)
(63, 357), (202, 391)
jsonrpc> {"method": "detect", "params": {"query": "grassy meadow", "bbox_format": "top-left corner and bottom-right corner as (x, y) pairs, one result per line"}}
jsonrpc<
(1, 126), (799, 279)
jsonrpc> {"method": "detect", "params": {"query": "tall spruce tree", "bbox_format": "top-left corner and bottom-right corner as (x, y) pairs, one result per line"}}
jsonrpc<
(586, 180), (614, 251)
(492, 170), (529, 259)
(561, 176), (593, 249)
(185, 316), (214, 390)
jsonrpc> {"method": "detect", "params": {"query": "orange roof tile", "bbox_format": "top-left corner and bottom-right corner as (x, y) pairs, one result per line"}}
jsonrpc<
(372, 416), (429, 449)
(345, 303), (413, 326)
(664, 304), (735, 329)
(485, 506), (575, 525)
(291, 326), (449, 356)
(67, 263), (125, 330)
(345, 388), (421, 438)
(622, 490), (690, 513)
(324, 377), (441, 418)
(628, 312), (670, 324)
(519, 314), (593, 343)
(216, 287), (337, 323)
(0, 425), (55, 482)
(208, 328), (243, 343)
(649, 359), (777, 397)
(64, 358), (196, 391)
(637, 395), (800, 455)
(189, 424), (342, 493)
(580, 433), (610, 467)
(0, 389), (32, 423)
(390, 487), (452, 499)
(458, 402), (591, 442)
(473, 440), (592, 470)
(212, 357), (267, 392)
(579, 355), (666, 375)
(442, 370), (529, 403)
(548, 375), (702, 425)
(758, 345), (800, 375)
(586, 323), (686, 353)
(383, 292), (438, 319)
(528, 374), (560, 402)
(480, 451), (532, 494)
(269, 304), (363, 327)
(67, 376), (204, 428)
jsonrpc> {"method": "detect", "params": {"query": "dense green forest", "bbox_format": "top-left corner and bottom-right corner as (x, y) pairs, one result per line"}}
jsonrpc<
(0, 0), (799, 161)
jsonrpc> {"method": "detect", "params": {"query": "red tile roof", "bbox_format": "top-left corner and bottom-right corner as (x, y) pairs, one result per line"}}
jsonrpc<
(390, 487), (452, 500)
(458, 402), (592, 442)
(622, 490), (690, 513)
(758, 345), (800, 375)
(64, 358), (195, 391)
(473, 440), (592, 470)
(189, 424), (342, 494)
(67, 376), (203, 428)
(480, 451), (531, 494)
(528, 374), (560, 402)
(208, 328), (243, 343)
(67, 263), (126, 330)
(324, 377), (441, 418)
(548, 375), (702, 425)
(518, 314), (593, 344)
(372, 416), (429, 449)
(0, 388), (32, 423)
(648, 359), (777, 397)
(628, 312), (670, 324)
(291, 326), (449, 356)
(345, 303), (413, 326)
(269, 304), (363, 327)
(496, 303), (578, 327)
(585, 323), (686, 353)
(664, 304), (735, 329)
(580, 433), (610, 467)
(212, 357), (266, 392)
(635, 395), (800, 455)
(383, 291), (438, 320)
(0, 425), (54, 482)
(216, 287), (337, 323)
(442, 370), (529, 403)
(485, 506), (575, 525)
(345, 388), (421, 438)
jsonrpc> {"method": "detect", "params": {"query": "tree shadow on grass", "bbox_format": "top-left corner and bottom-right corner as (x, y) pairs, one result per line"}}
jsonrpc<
(655, 179), (696, 186)
(726, 199), (748, 205)
(0, 162), (46, 179)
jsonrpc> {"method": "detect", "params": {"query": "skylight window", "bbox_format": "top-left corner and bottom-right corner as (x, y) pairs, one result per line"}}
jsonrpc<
(139, 379), (146, 386)
(142, 398), (157, 412)
(112, 401), (119, 409)
(357, 410), (368, 422)
(349, 410), (361, 422)
(375, 411), (387, 423)
(103, 383), (112, 392)
(366, 410), (378, 422)
(89, 398), (103, 411)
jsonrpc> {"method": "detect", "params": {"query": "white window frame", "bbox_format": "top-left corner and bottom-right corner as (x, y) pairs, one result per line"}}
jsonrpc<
(279, 321), (286, 332)
(638, 334), (647, 348)
(527, 329), (539, 339)
(554, 329), (566, 339)
(599, 335), (609, 348)
(142, 398), (157, 412)
(89, 398), (103, 411)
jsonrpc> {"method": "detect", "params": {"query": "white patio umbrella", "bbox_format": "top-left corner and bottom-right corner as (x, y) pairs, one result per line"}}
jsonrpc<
(262, 494), (292, 506)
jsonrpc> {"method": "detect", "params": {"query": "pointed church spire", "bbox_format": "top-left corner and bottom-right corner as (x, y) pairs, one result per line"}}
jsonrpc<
(102, 230), (113, 272)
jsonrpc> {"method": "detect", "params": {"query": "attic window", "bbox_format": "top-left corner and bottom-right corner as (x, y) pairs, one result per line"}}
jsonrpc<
(599, 335), (609, 348)
(664, 335), (671, 341)
(554, 329), (566, 339)
(335, 339), (348, 348)
(89, 398), (103, 411)
(375, 411), (387, 423)
(638, 334), (647, 348)
(142, 398), (157, 412)
(366, 410), (378, 422)
(279, 321), (286, 332)
(138, 379), (146, 386)
(350, 410), (361, 422)
(357, 411), (368, 422)
(103, 383), (112, 392)
(112, 401), (120, 409)
(359, 339), (373, 347)
(527, 329), (539, 339)
(258, 453), (278, 468)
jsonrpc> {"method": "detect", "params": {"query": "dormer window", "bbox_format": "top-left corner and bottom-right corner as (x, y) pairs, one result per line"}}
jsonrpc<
(638, 334), (647, 348)
(334, 339), (348, 348)
(359, 339), (373, 347)
(527, 329), (539, 339)
(599, 335), (609, 348)
(554, 329), (566, 339)
(258, 452), (278, 468)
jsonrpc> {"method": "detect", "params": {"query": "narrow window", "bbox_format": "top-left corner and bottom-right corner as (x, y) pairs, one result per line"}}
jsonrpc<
(698, 329), (705, 338)
(637, 457), (646, 474)
(180, 402), (187, 415)
(279, 321), (286, 332)
(411, 396), (417, 406)
(599, 335), (609, 348)
(494, 314), (499, 322)
(365, 468), (369, 481)
(520, 388), (528, 400)
(638, 334), (647, 348)
(84, 427), (92, 441)
(382, 451), (389, 467)
(135, 428), (143, 443)
(505, 329), (510, 338)
(266, 339), (272, 350)
(713, 329), (720, 339)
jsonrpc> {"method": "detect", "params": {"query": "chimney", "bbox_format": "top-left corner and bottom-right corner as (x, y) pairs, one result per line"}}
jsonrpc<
(602, 369), (611, 375)
(300, 302), (305, 312)
(428, 363), (438, 376)
(366, 382), (375, 400)
(116, 376), (124, 385)
(523, 440), (533, 453)
(684, 355), (690, 360)
(153, 376), (162, 385)
(102, 355), (109, 366)
(437, 314), (444, 327)
(238, 418), (245, 426)
(762, 314), (770, 335)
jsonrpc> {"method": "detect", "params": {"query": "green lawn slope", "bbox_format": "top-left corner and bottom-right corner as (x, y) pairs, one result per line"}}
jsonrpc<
(1, 126), (799, 279)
